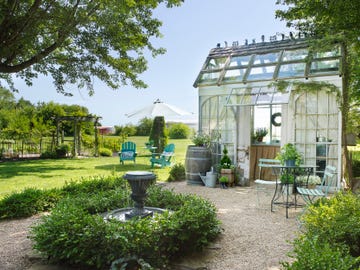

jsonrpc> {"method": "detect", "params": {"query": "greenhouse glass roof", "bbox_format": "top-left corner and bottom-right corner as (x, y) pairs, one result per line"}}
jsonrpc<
(193, 39), (342, 87)
(225, 84), (292, 107)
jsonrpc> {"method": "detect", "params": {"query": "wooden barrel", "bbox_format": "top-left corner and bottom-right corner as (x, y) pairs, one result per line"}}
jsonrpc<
(185, 146), (212, 185)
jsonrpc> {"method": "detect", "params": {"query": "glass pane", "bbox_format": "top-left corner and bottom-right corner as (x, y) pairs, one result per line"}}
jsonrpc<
(296, 114), (306, 129)
(306, 94), (318, 114)
(278, 63), (306, 78)
(250, 88), (260, 104)
(256, 88), (273, 105)
(328, 115), (338, 128)
(253, 52), (280, 64)
(228, 86), (290, 106)
(198, 72), (221, 84)
(282, 49), (308, 61)
(204, 57), (227, 70)
(223, 68), (246, 82)
(254, 106), (271, 143)
(273, 91), (290, 104)
(200, 96), (219, 133)
(313, 46), (341, 58)
(229, 55), (252, 67)
(247, 66), (276, 81)
(308, 115), (317, 129)
(328, 130), (338, 142)
(310, 59), (340, 74)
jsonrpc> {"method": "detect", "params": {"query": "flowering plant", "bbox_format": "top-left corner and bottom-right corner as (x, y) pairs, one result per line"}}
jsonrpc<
(191, 133), (211, 147)
(254, 127), (268, 138)
(297, 175), (322, 186)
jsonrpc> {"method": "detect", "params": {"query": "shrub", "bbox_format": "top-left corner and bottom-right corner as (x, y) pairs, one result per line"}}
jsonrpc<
(61, 175), (126, 196)
(98, 147), (112, 156)
(0, 187), (62, 219)
(55, 144), (70, 158)
(149, 116), (168, 153)
(282, 192), (360, 269)
(352, 159), (360, 178)
(40, 150), (57, 159)
(135, 117), (153, 136)
(168, 123), (190, 139)
(0, 175), (126, 219)
(281, 235), (359, 270)
(167, 163), (186, 182)
(100, 137), (122, 152)
(30, 185), (221, 269)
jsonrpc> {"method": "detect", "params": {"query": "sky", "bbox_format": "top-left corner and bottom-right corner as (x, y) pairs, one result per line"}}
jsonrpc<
(13, 0), (290, 126)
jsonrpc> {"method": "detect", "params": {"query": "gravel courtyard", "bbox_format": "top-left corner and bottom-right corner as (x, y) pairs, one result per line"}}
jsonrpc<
(0, 181), (300, 270)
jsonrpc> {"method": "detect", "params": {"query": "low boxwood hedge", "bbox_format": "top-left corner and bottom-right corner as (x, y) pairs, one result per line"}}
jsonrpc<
(30, 185), (221, 269)
(0, 175), (126, 219)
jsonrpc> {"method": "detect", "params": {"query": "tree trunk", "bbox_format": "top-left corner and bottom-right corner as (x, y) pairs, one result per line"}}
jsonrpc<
(341, 42), (354, 190)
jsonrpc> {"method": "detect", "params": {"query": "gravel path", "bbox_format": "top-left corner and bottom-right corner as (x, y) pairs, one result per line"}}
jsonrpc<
(0, 182), (299, 270)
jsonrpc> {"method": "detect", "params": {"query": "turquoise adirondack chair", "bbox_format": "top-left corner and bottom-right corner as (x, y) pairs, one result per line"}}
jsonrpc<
(150, 143), (175, 168)
(119, 141), (137, 164)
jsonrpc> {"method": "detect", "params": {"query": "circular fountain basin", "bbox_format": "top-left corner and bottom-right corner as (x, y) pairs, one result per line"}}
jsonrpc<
(103, 171), (167, 222)
(103, 207), (167, 222)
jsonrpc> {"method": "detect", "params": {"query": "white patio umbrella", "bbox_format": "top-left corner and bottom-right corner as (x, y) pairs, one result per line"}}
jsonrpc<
(125, 99), (192, 119)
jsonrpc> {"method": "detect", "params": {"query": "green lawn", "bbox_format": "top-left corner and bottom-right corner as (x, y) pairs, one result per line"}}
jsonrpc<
(0, 137), (191, 199)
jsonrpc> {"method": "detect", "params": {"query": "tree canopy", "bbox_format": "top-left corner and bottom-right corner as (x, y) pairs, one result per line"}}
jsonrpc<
(275, 0), (360, 188)
(0, 0), (183, 95)
(275, 0), (360, 39)
(275, 0), (360, 102)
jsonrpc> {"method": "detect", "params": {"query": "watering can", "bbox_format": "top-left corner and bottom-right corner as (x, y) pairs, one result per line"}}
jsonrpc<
(199, 167), (217, 188)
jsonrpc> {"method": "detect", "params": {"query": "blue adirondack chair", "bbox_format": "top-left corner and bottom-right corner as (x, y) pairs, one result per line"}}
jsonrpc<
(119, 141), (137, 164)
(150, 143), (175, 168)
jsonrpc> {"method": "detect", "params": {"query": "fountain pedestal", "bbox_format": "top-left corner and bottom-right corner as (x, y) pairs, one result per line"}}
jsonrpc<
(124, 171), (156, 219)
(103, 171), (161, 222)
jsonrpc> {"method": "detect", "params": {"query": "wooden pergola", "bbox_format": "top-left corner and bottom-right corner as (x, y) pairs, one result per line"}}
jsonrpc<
(54, 115), (102, 157)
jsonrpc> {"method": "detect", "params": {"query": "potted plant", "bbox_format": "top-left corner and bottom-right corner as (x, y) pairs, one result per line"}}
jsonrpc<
(219, 147), (235, 187)
(297, 175), (321, 189)
(280, 173), (295, 185)
(191, 133), (211, 147)
(280, 173), (295, 194)
(253, 127), (268, 142)
(276, 143), (302, 166)
(185, 132), (212, 185)
(219, 175), (229, 189)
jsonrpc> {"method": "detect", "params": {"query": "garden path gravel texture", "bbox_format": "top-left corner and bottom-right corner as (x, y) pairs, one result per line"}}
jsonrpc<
(0, 182), (300, 270)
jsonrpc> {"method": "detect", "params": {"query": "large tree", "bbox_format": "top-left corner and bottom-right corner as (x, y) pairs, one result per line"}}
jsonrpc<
(276, 0), (360, 189)
(0, 0), (183, 95)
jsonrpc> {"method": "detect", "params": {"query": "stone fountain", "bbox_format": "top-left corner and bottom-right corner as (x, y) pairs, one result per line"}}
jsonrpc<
(103, 171), (165, 222)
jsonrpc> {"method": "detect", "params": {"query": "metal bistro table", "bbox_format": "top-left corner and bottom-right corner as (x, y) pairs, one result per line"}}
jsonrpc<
(270, 165), (315, 218)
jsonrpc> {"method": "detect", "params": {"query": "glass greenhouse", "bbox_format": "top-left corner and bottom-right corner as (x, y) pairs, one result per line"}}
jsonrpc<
(193, 38), (342, 187)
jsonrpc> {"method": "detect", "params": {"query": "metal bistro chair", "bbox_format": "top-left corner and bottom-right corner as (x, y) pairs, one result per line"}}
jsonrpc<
(296, 165), (337, 205)
(254, 158), (281, 209)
